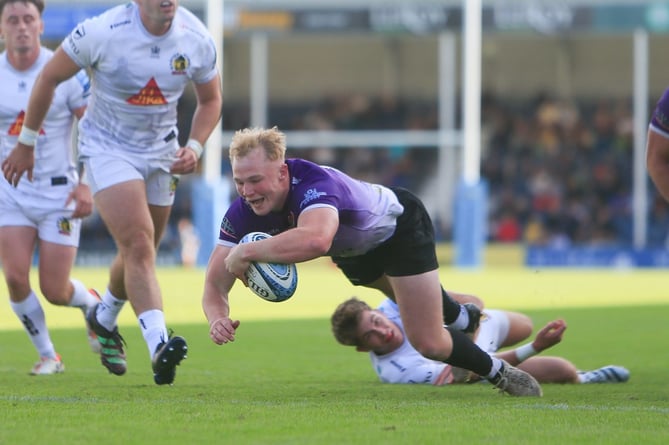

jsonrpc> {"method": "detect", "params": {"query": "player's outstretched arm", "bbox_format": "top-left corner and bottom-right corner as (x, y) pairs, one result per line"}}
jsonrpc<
(203, 244), (241, 345)
(493, 319), (566, 366)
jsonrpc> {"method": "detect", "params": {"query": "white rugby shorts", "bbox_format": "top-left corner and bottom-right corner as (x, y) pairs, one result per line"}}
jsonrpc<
(474, 309), (511, 354)
(0, 178), (82, 247)
(84, 152), (179, 206)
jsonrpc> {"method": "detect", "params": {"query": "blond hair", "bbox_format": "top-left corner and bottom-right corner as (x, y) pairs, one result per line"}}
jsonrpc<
(330, 297), (372, 346)
(229, 126), (286, 162)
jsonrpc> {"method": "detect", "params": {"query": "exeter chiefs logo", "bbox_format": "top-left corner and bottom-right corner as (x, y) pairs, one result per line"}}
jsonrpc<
(170, 53), (190, 75)
(170, 175), (180, 195)
(57, 217), (72, 236)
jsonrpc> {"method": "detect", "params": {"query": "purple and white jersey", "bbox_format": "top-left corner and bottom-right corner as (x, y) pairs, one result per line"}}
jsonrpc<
(370, 298), (507, 385)
(61, 2), (218, 155)
(650, 87), (669, 138)
(218, 159), (404, 257)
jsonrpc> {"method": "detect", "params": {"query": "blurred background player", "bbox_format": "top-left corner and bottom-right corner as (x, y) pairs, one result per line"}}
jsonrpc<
(646, 87), (669, 203)
(0, 0), (100, 375)
(1, 0), (222, 384)
(332, 296), (630, 386)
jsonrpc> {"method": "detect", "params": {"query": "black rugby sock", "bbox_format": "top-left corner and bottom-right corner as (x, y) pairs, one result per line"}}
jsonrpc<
(444, 326), (493, 377)
(441, 287), (463, 324)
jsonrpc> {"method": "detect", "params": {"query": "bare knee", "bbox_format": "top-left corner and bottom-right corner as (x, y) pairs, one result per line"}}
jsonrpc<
(40, 281), (72, 306)
(554, 359), (580, 384)
(409, 334), (452, 362)
(4, 272), (30, 302)
(119, 230), (155, 262)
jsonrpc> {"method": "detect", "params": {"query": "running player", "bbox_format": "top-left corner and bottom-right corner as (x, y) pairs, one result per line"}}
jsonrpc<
(0, 0), (100, 375)
(2, 0), (223, 385)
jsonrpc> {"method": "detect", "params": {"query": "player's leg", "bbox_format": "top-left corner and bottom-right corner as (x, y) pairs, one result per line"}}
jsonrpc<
(0, 226), (62, 372)
(96, 179), (162, 314)
(37, 241), (77, 305)
(500, 311), (533, 348)
(518, 356), (579, 384)
(37, 239), (101, 353)
(96, 179), (186, 382)
(94, 254), (128, 331)
(82, 155), (173, 380)
(392, 275), (540, 396)
(143, 174), (188, 385)
(87, 180), (157, 376)
(83, 155), (135, 335)
(382, 187), (480, 331)
(0, 225), (34, 302)
(391, 271), (494, 372)
(138, 202), (173, 354)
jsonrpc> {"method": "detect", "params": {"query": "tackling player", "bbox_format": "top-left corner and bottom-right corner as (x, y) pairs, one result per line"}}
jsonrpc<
(332, 296), (630, 386)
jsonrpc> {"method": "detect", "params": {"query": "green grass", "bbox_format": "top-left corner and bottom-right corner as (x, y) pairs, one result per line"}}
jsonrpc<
(1, 259), (668, 444)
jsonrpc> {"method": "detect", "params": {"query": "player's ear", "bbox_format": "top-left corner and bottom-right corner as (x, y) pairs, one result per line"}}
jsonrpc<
(279, 163), (288, 180)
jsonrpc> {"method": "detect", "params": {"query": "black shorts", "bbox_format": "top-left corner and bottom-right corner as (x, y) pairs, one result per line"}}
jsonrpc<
(332, 187), (438, 285)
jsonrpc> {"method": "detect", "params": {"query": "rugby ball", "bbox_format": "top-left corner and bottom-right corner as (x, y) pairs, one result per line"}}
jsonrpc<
(239, 232), (298, 302)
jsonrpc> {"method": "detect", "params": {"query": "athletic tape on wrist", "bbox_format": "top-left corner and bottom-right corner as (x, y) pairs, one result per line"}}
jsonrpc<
(515, 342), (538, 362)
(187, 138), (204, 159)
(18, 126), (39, 146)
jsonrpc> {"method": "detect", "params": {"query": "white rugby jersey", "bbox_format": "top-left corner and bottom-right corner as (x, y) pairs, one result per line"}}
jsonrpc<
(0, 47), (89, 184)
(61, 2), (218, 155)
(370, 299), (507, 385)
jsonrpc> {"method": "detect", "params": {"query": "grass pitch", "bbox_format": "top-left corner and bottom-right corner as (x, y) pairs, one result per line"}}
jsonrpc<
(0, 256), (668, 444)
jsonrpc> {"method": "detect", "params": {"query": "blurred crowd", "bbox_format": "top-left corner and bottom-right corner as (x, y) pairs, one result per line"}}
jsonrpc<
(79, 91), (669, 262)
(481, 92), (646, 247)
(224, 91), (669, 247)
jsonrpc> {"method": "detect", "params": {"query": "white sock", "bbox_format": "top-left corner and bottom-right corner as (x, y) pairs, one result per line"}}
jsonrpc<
(10, 291), (57, 359)
(449, 305), (470, 331)
(138, 309), (169, 359)
(95, 288), (126, 332)
(577, 366), (630, 384)
(68, 279), (99, 314)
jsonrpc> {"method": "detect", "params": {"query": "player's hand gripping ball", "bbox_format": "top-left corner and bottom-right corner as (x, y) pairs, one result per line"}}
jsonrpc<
(239, 232), (298, 302)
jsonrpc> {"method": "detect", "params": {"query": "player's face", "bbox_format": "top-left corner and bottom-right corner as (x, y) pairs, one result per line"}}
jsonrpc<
(232, 146), (289, 215)
(137, 0), (178, 34)
(0, 1), (43, 53)
(355, 310), (403, 355)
